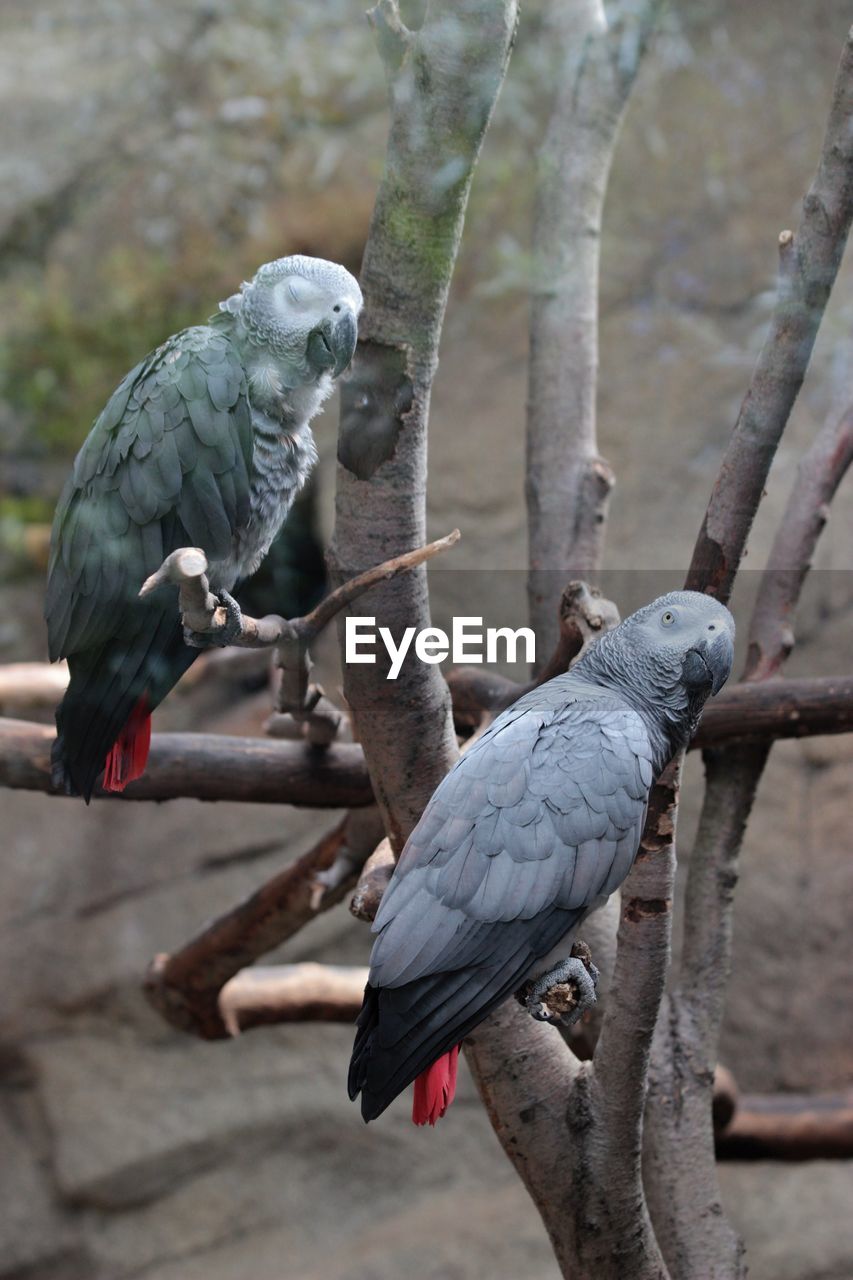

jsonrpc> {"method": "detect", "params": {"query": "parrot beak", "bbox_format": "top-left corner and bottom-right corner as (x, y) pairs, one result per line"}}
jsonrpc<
(307, 309), (358, 378)
(683, 628), (734, 696)
(329, 307), (358, 377)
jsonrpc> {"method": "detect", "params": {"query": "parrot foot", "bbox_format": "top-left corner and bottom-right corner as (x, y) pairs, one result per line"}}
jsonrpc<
(184, 589), (244, 648)
(518, 942), (599, 1028)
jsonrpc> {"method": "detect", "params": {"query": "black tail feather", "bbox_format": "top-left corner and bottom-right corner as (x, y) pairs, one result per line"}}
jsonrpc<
(54, 606), (196, 801)
(348, 909), (582, 1123)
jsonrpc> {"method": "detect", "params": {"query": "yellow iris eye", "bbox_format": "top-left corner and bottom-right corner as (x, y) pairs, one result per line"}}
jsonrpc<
(662, 611), (675, 626)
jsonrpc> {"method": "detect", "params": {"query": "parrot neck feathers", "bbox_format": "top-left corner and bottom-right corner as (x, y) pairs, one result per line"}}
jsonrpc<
(575, 637), (703, 768)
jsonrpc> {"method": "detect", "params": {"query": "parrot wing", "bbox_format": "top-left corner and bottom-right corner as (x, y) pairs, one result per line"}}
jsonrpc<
(44, 326), (253, 799)
(45, 324), (253, 662)
(350, 678), (654, 1118)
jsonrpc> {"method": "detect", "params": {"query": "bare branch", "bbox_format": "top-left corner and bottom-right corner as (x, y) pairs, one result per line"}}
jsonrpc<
(526, 0), (662, 654)
(367, 0), (411, 76)
(140, 531), (461, 651)
(686, 29), (853, 602)
(145, 807), (384, 1039)
(694, 673), (853, 746)
(0, 661), (69, 713)
(645, 398), (853, 1275)
(0, 718), (373, 807)
(330, 0), (518, 850)
(349, 838), (395, 922)
(139, 546), (219, 632)
(716, 1089), (853, 1161)
(218, 963), (368, 1035)
(744, 404), (853, 680)
(2, 674), (851, 803)
(448, 670), (853, 747)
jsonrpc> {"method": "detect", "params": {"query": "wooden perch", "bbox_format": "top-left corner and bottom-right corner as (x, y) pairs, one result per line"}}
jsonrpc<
(141, 531), (461, 650)
(449, 672), (853, 748)
(218, 963), (369, 1035)
(209, 953), (853, 1162)
(2, 674), (852, 803)
(0, 662), (69, 713)
(0, 718), (372, 807)
(145, 808), (384, 1039)
(716, 1088), (853, 1161)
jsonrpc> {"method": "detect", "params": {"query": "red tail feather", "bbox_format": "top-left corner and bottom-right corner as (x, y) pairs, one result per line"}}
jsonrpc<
(412, 1045), (459, 1126)
(102, 695), (151, 792)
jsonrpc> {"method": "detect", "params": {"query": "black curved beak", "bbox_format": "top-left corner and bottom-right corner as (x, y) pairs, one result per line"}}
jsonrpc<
(329, 308), (358, 376)
(307, 309), (359, 378)
(682, 630), (734, 697)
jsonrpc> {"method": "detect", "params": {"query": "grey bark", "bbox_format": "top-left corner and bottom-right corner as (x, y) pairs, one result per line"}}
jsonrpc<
(686, 27), (853, 602)
(469, 22), (853, 1280)
(526, 0), (662, 657)
(329, 0), (518, 850)
(644, 402), (853, 1278)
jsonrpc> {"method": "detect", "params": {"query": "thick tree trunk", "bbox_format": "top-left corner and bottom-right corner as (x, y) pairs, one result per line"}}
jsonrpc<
(526, 0), (660, 656)
(329, 0), (518, 848)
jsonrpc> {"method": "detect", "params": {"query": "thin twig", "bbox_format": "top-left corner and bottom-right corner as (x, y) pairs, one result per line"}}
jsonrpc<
(140, 531), (461, 650)
(686, 28), (853, 603)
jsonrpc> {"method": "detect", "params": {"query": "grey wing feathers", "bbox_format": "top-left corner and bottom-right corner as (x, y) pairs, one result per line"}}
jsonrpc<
(370, 681), (653, 991)
(45, 327), (253, 661)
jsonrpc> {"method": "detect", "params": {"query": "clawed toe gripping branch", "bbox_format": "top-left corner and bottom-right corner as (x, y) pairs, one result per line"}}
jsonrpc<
(518, 941), (600, 1027)
(140, 531), (461, 745)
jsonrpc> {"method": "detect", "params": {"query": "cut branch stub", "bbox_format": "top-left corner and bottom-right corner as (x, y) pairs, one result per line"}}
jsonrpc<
(139, 546), (218, 634)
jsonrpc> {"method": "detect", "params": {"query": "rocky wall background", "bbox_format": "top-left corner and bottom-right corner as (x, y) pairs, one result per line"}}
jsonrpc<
(1, 1), (852, 1276)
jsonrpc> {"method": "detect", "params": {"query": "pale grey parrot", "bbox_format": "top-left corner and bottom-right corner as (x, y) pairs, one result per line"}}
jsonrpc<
(348, 591), (735, 1124)
(45, 255), (362, 800)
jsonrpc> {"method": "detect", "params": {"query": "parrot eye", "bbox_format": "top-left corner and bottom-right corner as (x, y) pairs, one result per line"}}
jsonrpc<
(661, 610), (676, 627)
(285, 277), (314, 306)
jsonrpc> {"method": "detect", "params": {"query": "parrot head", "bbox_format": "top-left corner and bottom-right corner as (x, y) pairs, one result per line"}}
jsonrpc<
(578, 590), (735, 755)
(220, 254), (363, 383)
(628, 590), (735, 697)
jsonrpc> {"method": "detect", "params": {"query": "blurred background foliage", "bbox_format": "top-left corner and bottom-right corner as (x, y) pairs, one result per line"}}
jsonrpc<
(2, 4), (853, 1280)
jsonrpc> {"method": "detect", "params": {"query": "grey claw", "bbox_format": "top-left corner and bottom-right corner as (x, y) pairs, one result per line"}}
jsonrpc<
(183, 590), (244, 649)
(522, 954), (599, 1028)
(216, 590), (244, 645)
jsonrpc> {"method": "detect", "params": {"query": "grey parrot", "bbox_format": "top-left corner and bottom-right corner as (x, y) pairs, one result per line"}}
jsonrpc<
(45, 255), (362, 800)
(348, 591), (735, 1124)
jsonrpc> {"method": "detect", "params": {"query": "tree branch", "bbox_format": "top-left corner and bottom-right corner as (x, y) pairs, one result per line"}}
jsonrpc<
(716, 1089), (853, 1161)
(526, 0), (662, 656)
(644, 401), (853, 1275)
(218, 963), (368, 1035)
(685, 28), (853, 601)
(0, 661), (69, 713)
(329, 0), (518, 851)
(0, 718), (373, 807)
(3, 675), (851, 801)
(141, 532), (461, 650)
(144, 807), (385, 1038)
